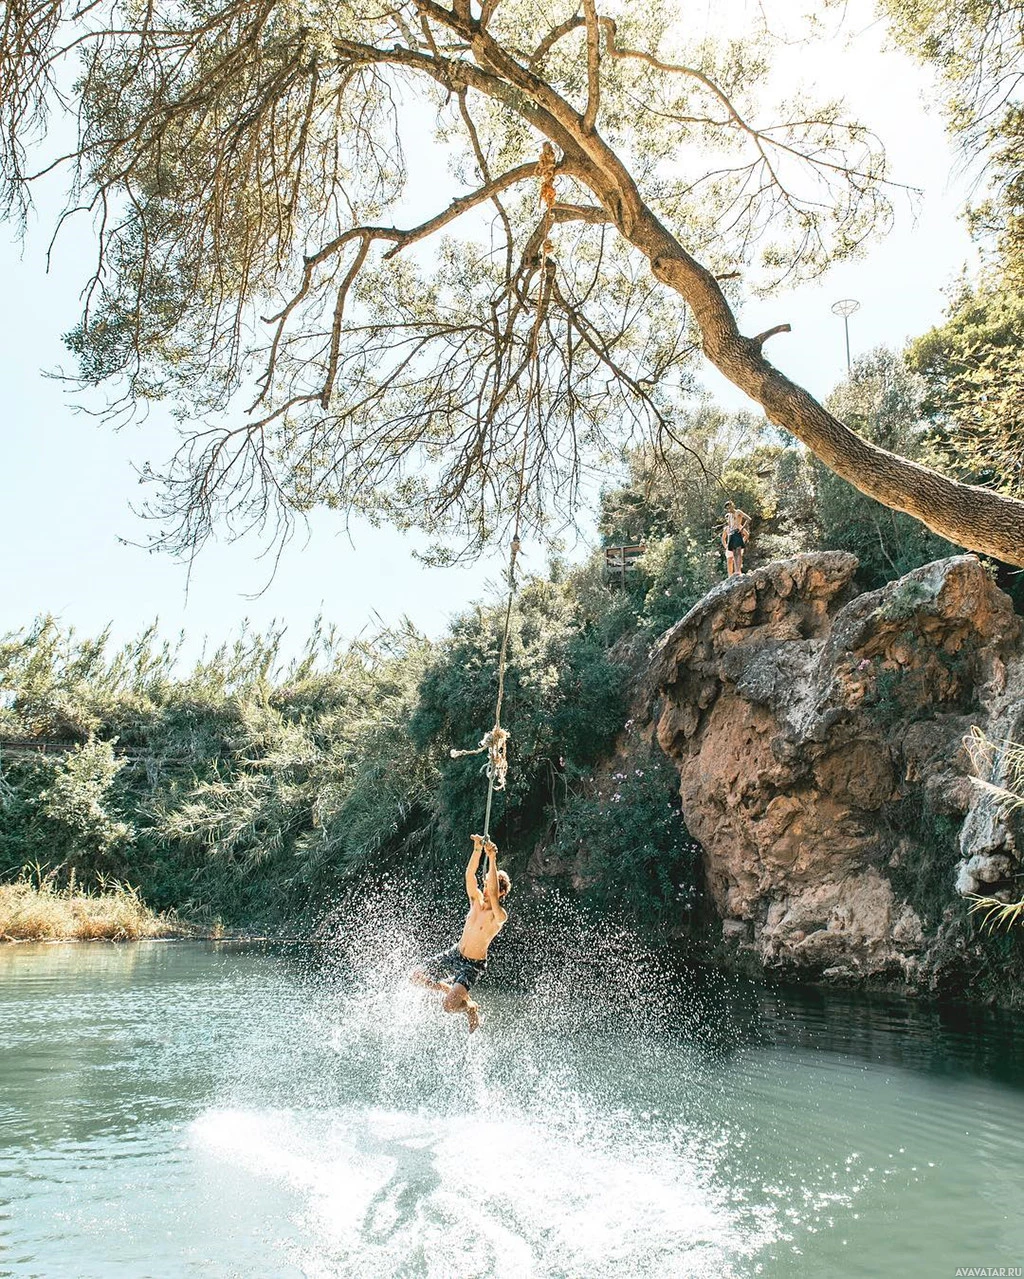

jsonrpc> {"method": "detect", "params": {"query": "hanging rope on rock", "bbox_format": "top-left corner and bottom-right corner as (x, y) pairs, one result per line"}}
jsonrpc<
(448, 144), (559, 841)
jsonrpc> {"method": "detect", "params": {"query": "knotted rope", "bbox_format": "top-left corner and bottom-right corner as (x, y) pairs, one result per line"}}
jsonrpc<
(449, 725), (510, 793)
(447, 146), (557, 840)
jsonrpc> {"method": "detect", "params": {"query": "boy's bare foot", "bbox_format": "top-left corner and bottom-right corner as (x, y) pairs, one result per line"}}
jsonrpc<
(466, 1003), (481, 1033)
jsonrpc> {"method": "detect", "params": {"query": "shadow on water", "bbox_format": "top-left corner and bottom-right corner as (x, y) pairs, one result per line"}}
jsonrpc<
(758, 982), (1024, 1089)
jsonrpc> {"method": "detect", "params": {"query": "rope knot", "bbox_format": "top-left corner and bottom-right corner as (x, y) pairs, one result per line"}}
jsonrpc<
(449, 725), (510, 791)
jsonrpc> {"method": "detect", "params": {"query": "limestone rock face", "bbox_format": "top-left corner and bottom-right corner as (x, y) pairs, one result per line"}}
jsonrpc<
(648, 553), (1024, 983)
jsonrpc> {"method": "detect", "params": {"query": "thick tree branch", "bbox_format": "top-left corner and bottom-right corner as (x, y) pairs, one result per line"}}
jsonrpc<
(529, 15), (584, 68)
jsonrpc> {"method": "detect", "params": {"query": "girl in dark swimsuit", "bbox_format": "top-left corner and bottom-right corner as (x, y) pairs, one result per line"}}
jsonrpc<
(721, 501), (751, 576)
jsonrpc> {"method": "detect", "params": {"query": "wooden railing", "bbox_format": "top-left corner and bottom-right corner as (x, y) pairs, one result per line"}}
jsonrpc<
(0, 736), (84, 756)
(603, 544), (645, 587)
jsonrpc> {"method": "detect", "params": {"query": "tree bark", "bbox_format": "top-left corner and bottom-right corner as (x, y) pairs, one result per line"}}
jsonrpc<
(427, 7), (1024, 567)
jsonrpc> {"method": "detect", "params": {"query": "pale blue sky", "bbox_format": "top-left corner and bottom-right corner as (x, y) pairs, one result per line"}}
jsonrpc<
(0, 3), (975, 665)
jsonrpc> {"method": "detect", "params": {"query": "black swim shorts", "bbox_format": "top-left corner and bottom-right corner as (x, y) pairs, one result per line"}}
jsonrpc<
(422, 944), (487, 991)
(727, 529), (746, 551)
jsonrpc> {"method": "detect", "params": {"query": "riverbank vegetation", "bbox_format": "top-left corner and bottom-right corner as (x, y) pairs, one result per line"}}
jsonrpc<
(0, 354), (1015, 937)
(0, 869), (190, 942)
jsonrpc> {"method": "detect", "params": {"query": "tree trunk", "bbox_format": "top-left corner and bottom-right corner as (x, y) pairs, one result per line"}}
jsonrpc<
(648, 245), (1024, 567)
(457, 20), (1024, 567)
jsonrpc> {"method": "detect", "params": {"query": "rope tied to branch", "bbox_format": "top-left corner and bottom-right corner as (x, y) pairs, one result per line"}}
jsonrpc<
(448, 150), (557, 840)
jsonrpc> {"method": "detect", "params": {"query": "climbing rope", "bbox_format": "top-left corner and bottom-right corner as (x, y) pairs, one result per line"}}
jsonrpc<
(448, 144), (558, 841)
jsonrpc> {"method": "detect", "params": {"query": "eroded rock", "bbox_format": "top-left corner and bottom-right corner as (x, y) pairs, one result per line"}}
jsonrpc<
(648, 553), (1024, 984)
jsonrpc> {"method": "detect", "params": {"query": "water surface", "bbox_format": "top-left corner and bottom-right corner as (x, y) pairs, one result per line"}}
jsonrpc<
(2, 922), (1023, 1278)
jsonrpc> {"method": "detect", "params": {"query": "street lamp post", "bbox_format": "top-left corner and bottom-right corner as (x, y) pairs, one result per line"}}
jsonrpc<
(831, 298), (861, 375)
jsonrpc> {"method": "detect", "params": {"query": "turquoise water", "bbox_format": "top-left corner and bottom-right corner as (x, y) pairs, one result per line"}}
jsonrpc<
(2, 920), (1023, 1278)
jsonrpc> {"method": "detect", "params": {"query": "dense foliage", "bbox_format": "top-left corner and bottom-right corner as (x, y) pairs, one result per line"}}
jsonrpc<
(0, 352), (998, 932)
(908, 280), (1024, 498)
(0, 588), (672, 928)
(886, 0), (1024, 498)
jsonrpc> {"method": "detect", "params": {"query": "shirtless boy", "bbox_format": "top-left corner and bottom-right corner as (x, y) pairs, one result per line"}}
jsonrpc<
(410, 834), (510, 1032)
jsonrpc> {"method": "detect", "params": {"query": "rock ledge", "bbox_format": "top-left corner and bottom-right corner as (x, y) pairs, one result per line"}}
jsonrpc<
(649, 553), (1024, 983)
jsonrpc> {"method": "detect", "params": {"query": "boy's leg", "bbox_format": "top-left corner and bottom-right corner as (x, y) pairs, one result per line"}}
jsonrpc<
(442, 982), (481, 1032)
(411, 944), (461, 993)
(410, 967), (448, 993)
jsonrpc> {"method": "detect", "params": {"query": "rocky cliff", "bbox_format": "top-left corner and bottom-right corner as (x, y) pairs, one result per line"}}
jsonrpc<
(646, 553), (1024, 993)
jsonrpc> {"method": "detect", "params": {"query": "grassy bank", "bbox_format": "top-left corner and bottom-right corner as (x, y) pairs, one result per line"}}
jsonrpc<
(0, 874), (196, 942)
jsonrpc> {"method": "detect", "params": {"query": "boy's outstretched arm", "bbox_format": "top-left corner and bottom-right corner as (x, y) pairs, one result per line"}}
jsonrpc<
(484, 838), (500, 907)
(466, 834), (485, 905)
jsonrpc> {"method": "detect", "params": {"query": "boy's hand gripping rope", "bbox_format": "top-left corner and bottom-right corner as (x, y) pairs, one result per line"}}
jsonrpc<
(447, 148), (557, 841)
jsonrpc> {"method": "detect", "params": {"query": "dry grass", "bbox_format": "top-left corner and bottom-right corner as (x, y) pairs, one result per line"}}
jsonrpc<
(0, 873), (194, 942)
(967, 893), (1024, 933)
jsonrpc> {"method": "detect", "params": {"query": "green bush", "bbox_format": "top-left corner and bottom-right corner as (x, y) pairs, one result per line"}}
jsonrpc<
(38, 739), (134, 871)
(0, 585), (635, 927)
(885, 793), (963, 928)
(550, 740), (701, 934)
(817, 348), (961, 588)
(409, 576), (630, 862)
(637, 534), (720, 635)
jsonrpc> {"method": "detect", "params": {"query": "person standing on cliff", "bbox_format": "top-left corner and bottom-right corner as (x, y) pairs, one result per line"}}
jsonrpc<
(721, 501), (751, 576)
(409, 834), (510, 1033)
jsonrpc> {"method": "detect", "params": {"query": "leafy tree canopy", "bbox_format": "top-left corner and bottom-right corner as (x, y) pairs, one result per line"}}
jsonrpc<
(883, 0), (1024, 269)
(884, 0), (1024, 499)
(908, 279), (1024, 495)
(3, 0), (1023, 560)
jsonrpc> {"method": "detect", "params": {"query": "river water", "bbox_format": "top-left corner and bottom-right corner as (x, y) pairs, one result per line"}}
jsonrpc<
(2, 906), (1024, 1278)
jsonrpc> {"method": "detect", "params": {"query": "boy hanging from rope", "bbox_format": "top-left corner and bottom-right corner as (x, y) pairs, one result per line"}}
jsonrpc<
(408, 144), (546, 1034)
(410, 835), (511, 1033)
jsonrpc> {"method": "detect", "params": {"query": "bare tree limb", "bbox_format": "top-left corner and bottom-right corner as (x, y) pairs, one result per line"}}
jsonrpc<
(751, 323), (791, 348)
(529, 15), (584, 68)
